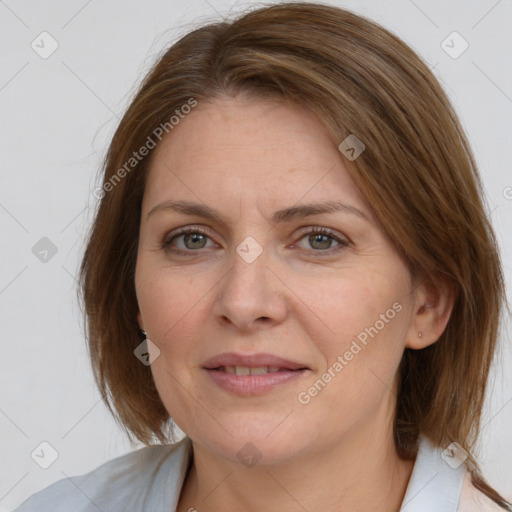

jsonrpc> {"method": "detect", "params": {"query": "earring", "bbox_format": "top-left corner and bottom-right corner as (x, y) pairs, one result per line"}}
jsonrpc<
(418, 332), (423, 338)
(140, 329), (147, 337)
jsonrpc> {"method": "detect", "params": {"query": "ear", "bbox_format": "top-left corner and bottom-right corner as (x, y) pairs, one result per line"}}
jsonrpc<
(406, 276), (456, 350)
(137, 311), (144, 332)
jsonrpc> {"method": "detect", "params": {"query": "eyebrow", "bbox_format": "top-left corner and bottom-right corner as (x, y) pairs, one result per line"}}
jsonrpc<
(146, 199), (371, 225)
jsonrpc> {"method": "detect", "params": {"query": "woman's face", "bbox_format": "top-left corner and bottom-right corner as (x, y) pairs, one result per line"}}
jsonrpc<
(135, 95), (421, 464)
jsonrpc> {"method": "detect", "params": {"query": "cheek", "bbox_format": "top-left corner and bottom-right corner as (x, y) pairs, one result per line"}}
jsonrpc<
(299, 266), (410, 395)
(135, 267), (212, 433)
(298, 265), (408, 346)
(136, 265), (217, 397)
(136, 265), (210, 344)
(295, 281), (408, 440)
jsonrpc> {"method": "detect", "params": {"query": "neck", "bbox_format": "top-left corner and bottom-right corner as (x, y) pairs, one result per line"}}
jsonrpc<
(177, 421), (415, 512)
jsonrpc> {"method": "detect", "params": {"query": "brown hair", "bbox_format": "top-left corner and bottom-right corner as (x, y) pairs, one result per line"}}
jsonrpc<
(78, 2), (509, 507)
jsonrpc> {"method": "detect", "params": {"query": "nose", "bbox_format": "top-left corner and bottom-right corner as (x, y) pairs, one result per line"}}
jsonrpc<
(212, 244), (288, 332)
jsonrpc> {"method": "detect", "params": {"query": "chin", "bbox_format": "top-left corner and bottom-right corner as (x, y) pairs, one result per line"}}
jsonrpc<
(187, 415), (309, 466)
(213, 434), (305, 467)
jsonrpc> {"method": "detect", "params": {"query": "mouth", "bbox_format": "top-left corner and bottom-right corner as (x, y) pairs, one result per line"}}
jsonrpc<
(202, 352), (309, 371)
(211, 365), (305, 375)
(202, 353), (310, 396)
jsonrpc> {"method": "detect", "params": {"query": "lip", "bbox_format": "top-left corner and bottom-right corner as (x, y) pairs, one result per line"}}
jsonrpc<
(202, 352), (310, 396)
(202, 352), (309, 371)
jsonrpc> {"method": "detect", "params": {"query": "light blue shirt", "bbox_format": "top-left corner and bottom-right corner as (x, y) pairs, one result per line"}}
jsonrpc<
(11, 435), (494, 511)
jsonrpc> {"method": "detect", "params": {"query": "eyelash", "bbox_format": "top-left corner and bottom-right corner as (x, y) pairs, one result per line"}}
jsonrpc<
(160, 226), (349, 257)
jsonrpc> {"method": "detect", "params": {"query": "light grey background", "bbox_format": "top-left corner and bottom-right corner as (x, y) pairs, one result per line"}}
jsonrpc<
(0, 0), (511, 509)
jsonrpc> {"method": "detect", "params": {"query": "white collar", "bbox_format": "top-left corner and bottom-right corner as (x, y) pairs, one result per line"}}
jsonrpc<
(400, 435), (466, 511)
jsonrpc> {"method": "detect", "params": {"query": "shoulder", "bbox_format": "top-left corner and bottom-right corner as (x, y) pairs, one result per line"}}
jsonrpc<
(13, 437), (192, 512)
(458, 472), (507, 512)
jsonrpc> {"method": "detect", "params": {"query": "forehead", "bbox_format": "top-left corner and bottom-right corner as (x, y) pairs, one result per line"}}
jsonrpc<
(143, 95), (369, 216)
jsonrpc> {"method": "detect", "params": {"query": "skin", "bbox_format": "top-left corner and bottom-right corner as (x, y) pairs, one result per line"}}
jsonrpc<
(135, 94), (454, 512)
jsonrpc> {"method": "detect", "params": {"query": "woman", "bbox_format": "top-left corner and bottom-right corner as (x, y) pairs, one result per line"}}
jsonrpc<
(15, 2), (510, 511)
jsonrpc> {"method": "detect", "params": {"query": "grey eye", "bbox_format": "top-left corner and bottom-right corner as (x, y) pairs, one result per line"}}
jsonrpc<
(181, 232), (209, 250)
(306, 233), (338, 250)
